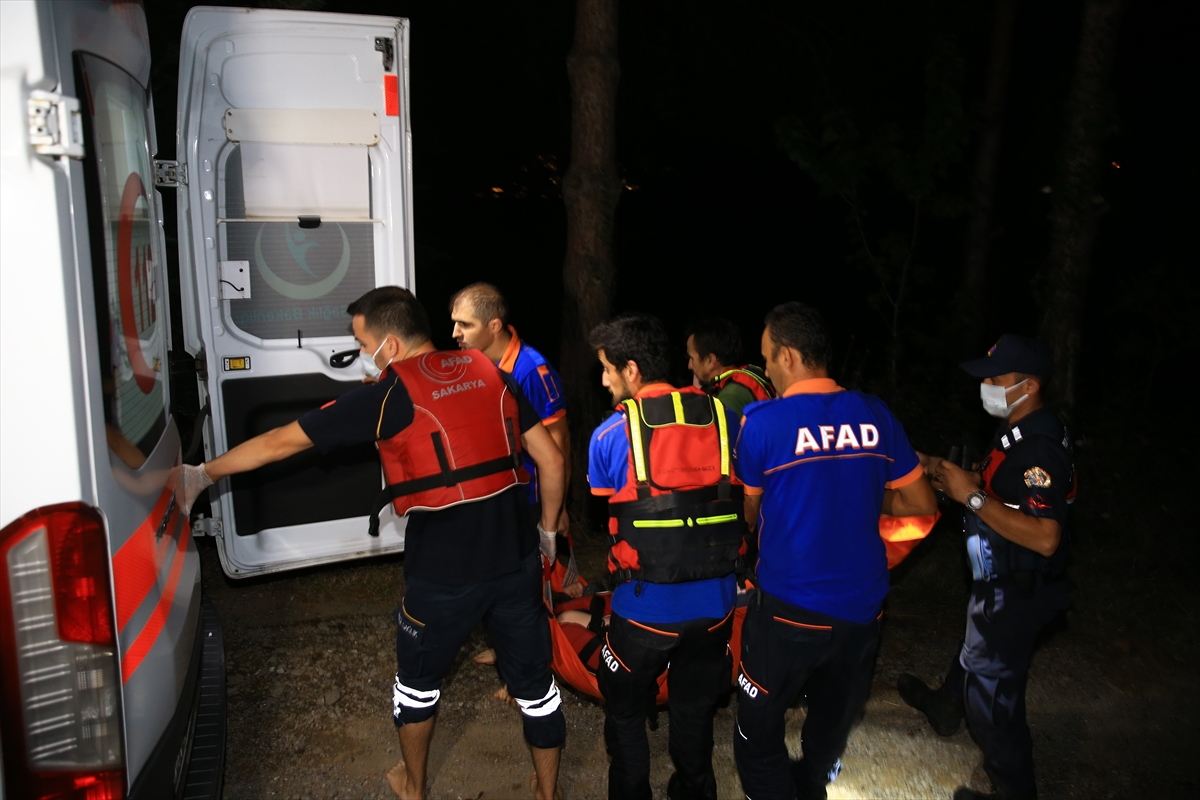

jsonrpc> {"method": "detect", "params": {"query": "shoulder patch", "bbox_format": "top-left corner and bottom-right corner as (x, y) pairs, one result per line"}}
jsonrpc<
(1023, 466), (1051, 488)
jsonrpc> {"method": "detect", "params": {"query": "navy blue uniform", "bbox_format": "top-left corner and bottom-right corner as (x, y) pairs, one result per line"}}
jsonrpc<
(950, 407), (1075, 798)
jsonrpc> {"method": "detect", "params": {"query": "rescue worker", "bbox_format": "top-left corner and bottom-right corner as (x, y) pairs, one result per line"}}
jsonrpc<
(686, 317), (776, 418)
(450, 282), (582, 599)
(898, 334), (1074, 800)
(588, 314), (743, 800)
(177, 287), (566, 800)
(733, 302), (937, 800)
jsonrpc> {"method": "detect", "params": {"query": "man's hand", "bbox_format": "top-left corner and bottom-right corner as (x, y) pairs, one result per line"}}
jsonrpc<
(916, 451), (937, 476)
(174, 463), (214, 516)
(538, 523), (557, 565)
(929, 459), (983, 505)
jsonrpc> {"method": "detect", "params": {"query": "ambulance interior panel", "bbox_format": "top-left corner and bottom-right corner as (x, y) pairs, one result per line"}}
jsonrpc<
(221, 375), (379, 536)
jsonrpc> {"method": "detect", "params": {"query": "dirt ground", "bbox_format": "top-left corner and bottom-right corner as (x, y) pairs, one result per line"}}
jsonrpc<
(204, 488), (1199, 800)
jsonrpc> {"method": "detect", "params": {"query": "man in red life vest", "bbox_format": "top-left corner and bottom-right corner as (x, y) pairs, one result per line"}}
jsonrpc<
(177, 287), (567, 800)
(588, 314), (744, 800)
(686, 318), (776, 418)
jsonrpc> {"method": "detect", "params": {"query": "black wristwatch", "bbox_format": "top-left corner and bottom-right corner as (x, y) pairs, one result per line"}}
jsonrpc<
(966, 491), (987, 512)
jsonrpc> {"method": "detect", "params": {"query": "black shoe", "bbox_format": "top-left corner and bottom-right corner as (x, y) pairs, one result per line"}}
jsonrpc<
(667, 771), (717, 800)
(953, 786), (1037, 800)
(790, 760), (828, 800)
(897, 672), (963, 736)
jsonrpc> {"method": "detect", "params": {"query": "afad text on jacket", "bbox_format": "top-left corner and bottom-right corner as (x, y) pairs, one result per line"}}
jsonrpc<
(368, 350), (528, 535)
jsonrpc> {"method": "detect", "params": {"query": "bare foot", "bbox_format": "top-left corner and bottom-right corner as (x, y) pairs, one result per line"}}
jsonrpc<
(529, 770), (563, 800)
(493, 685), (517, 706)
(385, 759), (420, 800)
(472, 648), (497, 665)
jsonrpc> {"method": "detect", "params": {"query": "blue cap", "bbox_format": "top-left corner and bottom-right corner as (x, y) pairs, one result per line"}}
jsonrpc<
(960, 334), (1056, 379)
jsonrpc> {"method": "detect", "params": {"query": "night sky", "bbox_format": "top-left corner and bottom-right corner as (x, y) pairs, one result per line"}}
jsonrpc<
(150, 0), (1198, 450)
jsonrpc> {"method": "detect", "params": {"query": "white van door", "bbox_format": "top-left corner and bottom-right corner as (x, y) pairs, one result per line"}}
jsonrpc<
(175, 7), (413, 577)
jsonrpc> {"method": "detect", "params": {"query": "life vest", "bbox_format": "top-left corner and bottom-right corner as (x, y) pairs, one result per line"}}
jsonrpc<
(710, 366), (776, 403)
(367, 350), (528, 536)
(606, 388), (745, 584)
(965, 409), (1076, 578)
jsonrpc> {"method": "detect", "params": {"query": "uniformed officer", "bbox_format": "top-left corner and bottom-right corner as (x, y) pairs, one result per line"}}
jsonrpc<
(450, 282), (581, 598)
(897, 334), (1075, 800)
(178, 287), (567, 800)
(588, 314), (744, 800)
(685, 318), (776, 418)
(733, 302), (936, 800)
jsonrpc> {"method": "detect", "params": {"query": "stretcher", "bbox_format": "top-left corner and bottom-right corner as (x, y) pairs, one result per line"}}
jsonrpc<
(544, 513), (940, 703)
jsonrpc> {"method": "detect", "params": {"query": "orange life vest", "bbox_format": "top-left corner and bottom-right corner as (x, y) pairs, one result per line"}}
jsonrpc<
(606, 387), (745, 584)
(711, 366), (776, 403)
(367, 350), (528, 535)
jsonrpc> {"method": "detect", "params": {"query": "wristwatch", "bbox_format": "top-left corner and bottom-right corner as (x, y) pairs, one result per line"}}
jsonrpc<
(966, 491), (987, 512)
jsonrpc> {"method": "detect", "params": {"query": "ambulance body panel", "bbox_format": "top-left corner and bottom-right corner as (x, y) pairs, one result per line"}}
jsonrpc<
(2, 3), (415, 796)
(175, 7), (414, 578)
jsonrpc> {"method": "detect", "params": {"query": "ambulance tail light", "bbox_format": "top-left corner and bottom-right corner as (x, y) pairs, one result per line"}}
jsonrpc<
(0, 503), (125, 799)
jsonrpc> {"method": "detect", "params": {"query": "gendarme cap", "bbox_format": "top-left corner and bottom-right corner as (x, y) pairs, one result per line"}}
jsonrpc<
(959, 334), (1056, 379)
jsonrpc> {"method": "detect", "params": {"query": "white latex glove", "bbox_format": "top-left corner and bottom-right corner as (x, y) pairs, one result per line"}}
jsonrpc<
(179, 463), (214, 515)
(537, 523), (557, 565)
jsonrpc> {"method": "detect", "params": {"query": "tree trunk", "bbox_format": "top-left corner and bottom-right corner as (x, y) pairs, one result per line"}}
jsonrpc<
(960, 0), (1017, 352)
(560, 0), (622, 535)
(1039, 0), (1124, 419)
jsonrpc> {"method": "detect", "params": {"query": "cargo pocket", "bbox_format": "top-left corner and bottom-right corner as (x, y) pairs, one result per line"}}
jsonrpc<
(394, 600), (427, 676)
(770, 613), (833, 644)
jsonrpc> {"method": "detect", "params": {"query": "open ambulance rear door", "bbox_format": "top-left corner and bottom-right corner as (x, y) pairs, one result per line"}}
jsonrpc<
(173, 7), (414, 578)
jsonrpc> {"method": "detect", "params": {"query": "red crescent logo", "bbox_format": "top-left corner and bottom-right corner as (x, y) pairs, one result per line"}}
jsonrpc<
(116, 172), (156, 394)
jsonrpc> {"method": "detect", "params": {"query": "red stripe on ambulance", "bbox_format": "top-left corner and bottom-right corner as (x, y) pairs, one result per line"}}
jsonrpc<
(112, 485), (177, 631)
(121, 518), (192, 683)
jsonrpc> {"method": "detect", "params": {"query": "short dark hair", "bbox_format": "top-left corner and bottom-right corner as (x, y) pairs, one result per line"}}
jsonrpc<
(589, 313), (671, 384)
(686, 318), (744, 367)
(347, 286), (432, 344)
(763, 302), (831, 370)
(450, 282), (508, 326)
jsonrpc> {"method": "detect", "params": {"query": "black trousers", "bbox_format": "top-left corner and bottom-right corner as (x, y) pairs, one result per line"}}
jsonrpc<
(733, 591), (880, 800)
(393, 552), (566, 749)
(956, 575), (1069, 798)
(597, 611), (734, 800)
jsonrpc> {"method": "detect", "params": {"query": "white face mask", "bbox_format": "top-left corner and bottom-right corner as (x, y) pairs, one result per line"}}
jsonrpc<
(361, 339), (390, 381)
(980, 379), (1029, 419)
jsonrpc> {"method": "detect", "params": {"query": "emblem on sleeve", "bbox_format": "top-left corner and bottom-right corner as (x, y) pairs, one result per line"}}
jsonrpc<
(1023, 467), (1051, 488)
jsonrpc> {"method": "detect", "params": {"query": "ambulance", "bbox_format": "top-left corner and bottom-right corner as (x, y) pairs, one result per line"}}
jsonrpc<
(1, 2), (414, 797)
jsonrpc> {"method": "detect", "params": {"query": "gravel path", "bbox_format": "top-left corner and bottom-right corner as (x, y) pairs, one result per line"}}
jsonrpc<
(203, 515), (1198, 800)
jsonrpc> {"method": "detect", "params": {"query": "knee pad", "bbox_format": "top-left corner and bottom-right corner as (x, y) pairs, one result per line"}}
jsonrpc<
(513, 679), (566, 749)
(393, 674), (440, 726)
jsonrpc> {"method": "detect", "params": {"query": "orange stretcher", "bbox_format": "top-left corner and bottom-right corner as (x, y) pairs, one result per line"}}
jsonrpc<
(544, 513), (940, 703)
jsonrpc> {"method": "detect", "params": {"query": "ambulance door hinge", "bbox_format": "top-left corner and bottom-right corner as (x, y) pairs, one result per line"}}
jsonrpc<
(375, 37), (395, 72)
(28, 90), (85, 159)
(155, 160), (187, 188)
(191, 517), (222, 537)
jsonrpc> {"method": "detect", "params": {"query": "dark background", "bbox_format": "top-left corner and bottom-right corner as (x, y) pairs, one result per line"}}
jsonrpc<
(149, 0), (1197, 461)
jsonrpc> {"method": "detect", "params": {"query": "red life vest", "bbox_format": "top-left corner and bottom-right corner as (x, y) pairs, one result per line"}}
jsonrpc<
(711, 366), (776, 403)
(367, 350), (528, 535)
(606, 386), (745, 584)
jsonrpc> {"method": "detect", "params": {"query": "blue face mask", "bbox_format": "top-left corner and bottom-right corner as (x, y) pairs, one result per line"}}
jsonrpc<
(362, 339), (390, 381)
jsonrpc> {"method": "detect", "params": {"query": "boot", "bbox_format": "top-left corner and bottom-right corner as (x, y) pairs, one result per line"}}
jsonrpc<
(896, 673), (963, 736)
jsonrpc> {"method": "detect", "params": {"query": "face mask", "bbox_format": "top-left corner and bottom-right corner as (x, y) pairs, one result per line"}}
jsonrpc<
(980, 379), (1029, 419)
(361, 339), (390, 381)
